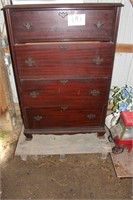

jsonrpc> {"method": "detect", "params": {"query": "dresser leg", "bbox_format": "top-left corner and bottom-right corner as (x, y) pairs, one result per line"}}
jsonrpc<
(24, 133), (33, 141)
(100, 152), (108, 159)
(97, 132), (105, 139)
(20, 154), (27, 161)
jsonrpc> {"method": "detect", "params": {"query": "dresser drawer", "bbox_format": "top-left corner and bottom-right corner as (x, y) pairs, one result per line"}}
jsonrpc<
(20, 78), (109, 107)
(15, 42), (114, 79)
(10, 8), (116, 43)
(24, 106), (105, 129)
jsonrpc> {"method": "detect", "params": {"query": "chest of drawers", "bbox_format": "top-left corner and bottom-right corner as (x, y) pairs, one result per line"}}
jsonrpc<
(3, 3), (123, 140)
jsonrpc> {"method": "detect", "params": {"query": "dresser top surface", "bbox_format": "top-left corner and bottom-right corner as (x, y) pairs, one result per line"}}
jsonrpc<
(3, 3), (123, 10)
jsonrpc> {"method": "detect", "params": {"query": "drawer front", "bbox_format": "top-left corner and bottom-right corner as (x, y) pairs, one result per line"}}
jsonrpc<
(25, 106), (105, 129)
(20, 78), (109, 107)
(11, 9), (116, 43)
(15, 42), (114, 79)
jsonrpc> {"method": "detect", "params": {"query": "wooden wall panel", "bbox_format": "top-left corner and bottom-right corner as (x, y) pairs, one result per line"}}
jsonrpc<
(0, 58), (8, 116)
(116, 44), (133, 53)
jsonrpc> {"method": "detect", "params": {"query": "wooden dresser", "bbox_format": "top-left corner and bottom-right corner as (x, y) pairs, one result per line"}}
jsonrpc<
(3, 3), (123, 139)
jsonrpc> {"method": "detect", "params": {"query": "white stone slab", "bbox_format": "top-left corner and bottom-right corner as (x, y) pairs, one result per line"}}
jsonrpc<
(15, 127), (111, 157)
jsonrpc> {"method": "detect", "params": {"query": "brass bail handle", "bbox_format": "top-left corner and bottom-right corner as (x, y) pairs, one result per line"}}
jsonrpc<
(87, 114), (96, 119)
(25, 58), (35, 67)
(23, 22), (32, 30)
(30, 91), (39, 98)
(90, 90), (100, 96)
(34, 115), (43, 121)
(93, 56), (103, 65)
(61, 106), (69, 111)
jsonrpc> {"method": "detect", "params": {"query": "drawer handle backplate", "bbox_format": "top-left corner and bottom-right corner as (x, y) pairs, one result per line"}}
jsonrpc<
(59, 44), (68, 50)
(94, 21), (104, 29)
(25, 58), (35, 67)
(59, 79), (69, 85)
(30, 91), (39, 98)
(59, 12), (68, 18)
(87, 114), (96, 120)
(23, 22), (32, 30)
(90, 90), (100, 96)
(61, 106), (69, 111)
(93, 56), (103, 65)
(34, 115), (43, 121)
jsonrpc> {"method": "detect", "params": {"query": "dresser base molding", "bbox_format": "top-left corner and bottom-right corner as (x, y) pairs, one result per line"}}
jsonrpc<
(24, 127), (106, 140)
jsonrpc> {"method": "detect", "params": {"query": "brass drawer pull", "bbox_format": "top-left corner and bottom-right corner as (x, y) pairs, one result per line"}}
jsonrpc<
(93, 56), (103, 65)
(61, 106), (69, 111)
(94, 21), (104, 29)
(30, 91), (39, 98)
(87, 114), (96, 119)
(90, 90), (100, 96)
(59, 79), (69, 85)
(25, 58), (35, 67)
(34, 115), (43, 121)
(23, 22), (32, 30)
(59, 44), (68, 50)
(59, 12), (68, 18)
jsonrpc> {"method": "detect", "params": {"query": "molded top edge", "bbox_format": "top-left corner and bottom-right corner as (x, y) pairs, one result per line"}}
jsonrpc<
(2, 3), (124, 10)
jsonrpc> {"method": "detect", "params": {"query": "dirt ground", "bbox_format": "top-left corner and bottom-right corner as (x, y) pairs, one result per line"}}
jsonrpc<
(0, 139), (133, 200)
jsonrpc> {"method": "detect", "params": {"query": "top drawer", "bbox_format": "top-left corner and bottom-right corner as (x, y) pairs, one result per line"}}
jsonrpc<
(10, 8), (116, 43)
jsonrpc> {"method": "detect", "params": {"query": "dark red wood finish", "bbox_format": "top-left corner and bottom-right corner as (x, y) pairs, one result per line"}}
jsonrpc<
(10, 9), (116, 43)
(25, 105), (105, 129)
(20, 78), (109, 107)
(3, 3), (123, 139)
(15, 42), (114, 79)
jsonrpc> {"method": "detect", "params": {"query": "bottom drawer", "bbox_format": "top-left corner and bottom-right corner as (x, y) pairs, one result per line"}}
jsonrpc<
(24, 106), (106, 129)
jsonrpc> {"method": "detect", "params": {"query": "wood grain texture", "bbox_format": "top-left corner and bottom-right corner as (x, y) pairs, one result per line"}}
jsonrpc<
(25, 106), (105, 129)
(15, 42), (114, 79)
(10, 9), (116, 43)
(20, 78), (109, 107)
(116, 44), (133, 53)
